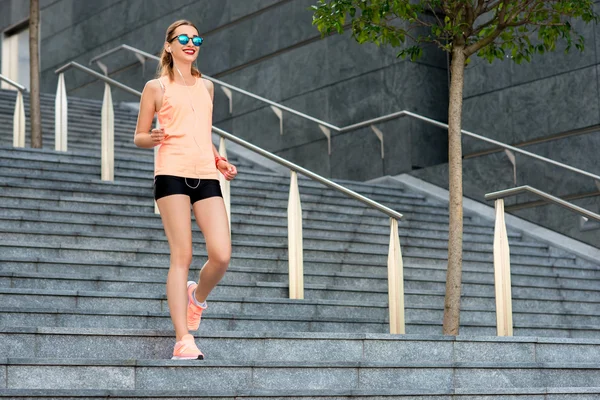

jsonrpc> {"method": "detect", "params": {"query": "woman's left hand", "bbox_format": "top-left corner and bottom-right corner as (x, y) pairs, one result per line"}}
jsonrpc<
(218, 160), (238, 181)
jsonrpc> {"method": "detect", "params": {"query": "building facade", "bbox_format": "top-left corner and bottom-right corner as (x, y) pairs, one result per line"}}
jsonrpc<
(0, 0), (449, 181)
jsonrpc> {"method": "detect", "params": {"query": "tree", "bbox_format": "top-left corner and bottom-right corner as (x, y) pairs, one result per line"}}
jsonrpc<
(312, 0), (597, 335)
(29, 0), (42, 148)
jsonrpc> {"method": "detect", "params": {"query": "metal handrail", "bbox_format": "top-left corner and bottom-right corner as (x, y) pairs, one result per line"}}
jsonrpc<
(54, 60), (403, 221)
(212, 126), (403, 220)
(88, 44), (600, 184)
(0, 74), (26, 92)
(55, 62), (142, 97)
(485, 185), (600, 222)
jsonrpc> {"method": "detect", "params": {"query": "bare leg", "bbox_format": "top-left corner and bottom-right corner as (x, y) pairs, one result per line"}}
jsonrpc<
(157, 194), (192, 342)
(192, 196), (231, 303)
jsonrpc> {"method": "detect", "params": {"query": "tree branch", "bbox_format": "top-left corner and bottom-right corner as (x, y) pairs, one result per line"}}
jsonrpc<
(465, 1), (476, 28)
(464, 26), (503, 56)
(428, 2), (445, 30)
(497, 0), (510, 26)
(472, 15), (498, 36)
(503, 0), (540, 25)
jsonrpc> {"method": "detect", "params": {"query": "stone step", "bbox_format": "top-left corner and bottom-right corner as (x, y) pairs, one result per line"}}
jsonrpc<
(4, 286), (600, 325)
(0, 149), (259, 176)
(0, 226), (555, 260)
(6, 272), (600, 319)
(5, 303), (600, 337)
(0, 306), (390, 334)
(0, 174), (451, 216)
(0, 167), (425, 206)
(3, 255), (598, 292)
(0, 175), (438, 215)
(0, 194), (453, 233)
(0, 110), (137, 127)
(0, 95), (138, 117)
(0, 148), (262, 173)
(0, 188), (450, 228)
(0, 212), (529, 247)
(0, 102), (136, 118)
(6, 267), (600, 304)
(0, 236), (578, 270)
(0, 119), (137, 140)
(0, 202), (513, 240)
(2, 388), (600, 399)
(0, 176), (434, 234)
(0, 220), (545, 262)
(0, 146), (420, 199)
(4, 272), (600, 329)
(0, 134), (142, 155)
(0, 166), (432, 209)
(0, 121), (138, 142)
(0, 194), (470, 230)
(0, 108), (137, 127)
(2, 327), (600, 363)
(2, 358), (600, 391)
(0, 239), (586, 278)
(0, 97), (136, 114)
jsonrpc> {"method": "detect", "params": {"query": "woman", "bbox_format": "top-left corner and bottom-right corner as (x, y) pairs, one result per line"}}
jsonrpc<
(134, 20), (237, 360)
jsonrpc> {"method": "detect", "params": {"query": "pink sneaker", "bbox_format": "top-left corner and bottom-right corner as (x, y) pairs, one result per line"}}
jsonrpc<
(172, 334), (204, 360)
(187, 281), (206, 331)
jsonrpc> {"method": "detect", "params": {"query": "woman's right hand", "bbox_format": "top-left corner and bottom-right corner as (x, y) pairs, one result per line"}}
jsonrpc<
(150, 128), (165, 145)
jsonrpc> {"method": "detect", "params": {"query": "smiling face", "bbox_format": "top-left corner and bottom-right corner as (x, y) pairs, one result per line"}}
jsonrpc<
(166, 25), (201, 64)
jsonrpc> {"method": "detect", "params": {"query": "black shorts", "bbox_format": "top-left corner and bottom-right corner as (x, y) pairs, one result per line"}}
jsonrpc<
(154, 175), (223, 204)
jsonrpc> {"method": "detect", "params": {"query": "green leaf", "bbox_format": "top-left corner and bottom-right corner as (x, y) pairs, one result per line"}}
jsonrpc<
(310, 0), (598, 67)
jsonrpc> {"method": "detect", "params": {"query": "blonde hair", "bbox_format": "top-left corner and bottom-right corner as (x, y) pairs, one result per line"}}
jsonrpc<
(157, 20), (202, 81)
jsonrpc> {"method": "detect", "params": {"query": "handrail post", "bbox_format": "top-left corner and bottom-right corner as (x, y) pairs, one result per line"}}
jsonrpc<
(493, 199), (513, 336)
(387, 218), (405, 334)
(219, 137), (231, 233)
(318, 125), (331, 155)
(55, 73), (68, 151)
(270, 106), (283, 136)
(288, 170), (304, 299)
(13, 90), (25, 147)
(221, 86), (233, 115)
(101, 82), (114, 181)
(504, 150), (517, 185)
(371, 125), (384, 159)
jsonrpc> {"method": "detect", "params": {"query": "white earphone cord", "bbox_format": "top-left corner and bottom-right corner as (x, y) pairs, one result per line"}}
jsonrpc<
(174, 64), (207, 190)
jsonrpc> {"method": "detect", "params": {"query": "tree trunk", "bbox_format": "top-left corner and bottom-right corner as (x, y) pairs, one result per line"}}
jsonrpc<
(29, 0), (42, 148)
(442, 44), (466, 335)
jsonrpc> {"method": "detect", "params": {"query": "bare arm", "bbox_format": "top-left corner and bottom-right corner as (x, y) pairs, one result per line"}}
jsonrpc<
(134, 80), (164, 148)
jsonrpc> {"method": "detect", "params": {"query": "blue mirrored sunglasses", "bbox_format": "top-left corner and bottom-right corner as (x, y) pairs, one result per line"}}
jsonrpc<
(170, 34), (203, 47)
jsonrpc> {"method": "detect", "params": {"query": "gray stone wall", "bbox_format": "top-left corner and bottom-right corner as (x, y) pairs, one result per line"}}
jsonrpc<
(0, 0), (449, 181)
(461, 3), (600, 155)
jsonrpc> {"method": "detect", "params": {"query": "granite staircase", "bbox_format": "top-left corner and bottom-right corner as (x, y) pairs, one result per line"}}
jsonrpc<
(1, 88), (600, 398)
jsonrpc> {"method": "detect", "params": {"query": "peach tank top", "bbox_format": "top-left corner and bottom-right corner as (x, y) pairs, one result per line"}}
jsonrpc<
(154, 75), (218, 180)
